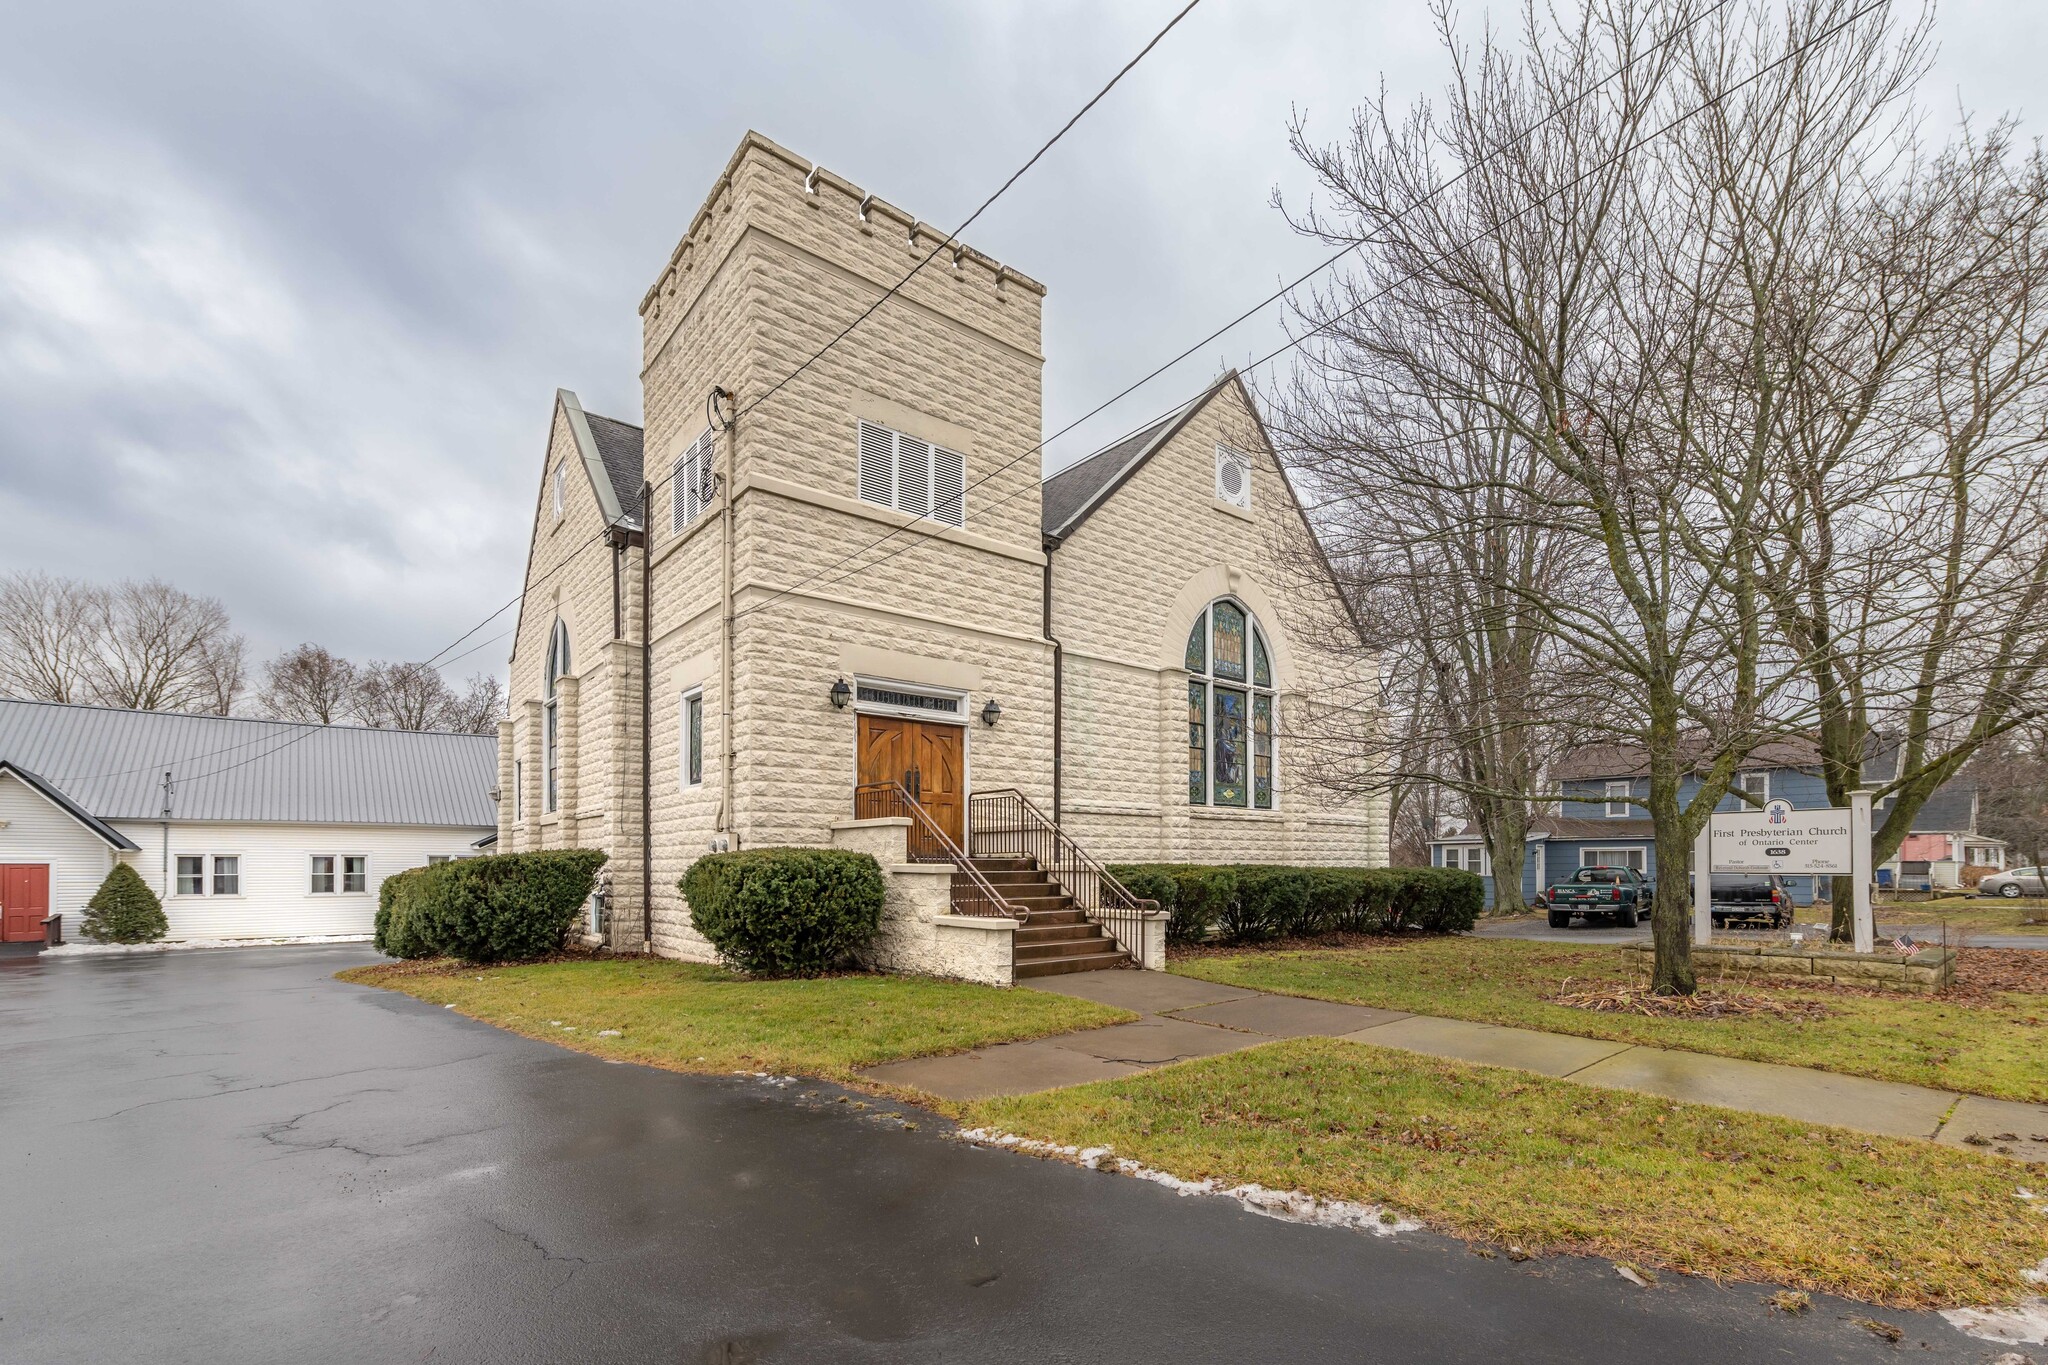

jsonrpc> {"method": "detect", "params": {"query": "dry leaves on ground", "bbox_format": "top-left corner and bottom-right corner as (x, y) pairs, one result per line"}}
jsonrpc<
(1549, 981), (1833, 1020)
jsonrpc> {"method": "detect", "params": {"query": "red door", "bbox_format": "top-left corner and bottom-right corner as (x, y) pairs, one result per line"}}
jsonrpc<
(0, 864), (51, 942)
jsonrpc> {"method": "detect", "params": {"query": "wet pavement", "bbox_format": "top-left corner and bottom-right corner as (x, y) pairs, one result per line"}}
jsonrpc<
(0, 945), (2008, 1363)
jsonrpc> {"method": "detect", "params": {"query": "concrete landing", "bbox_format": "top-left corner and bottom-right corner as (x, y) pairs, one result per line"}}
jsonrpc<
(852, 974), (2048, 1157)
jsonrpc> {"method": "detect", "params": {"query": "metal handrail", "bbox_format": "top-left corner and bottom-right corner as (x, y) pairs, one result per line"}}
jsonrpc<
(852, 780), (1020, 920)
(969, 787), (1159, 961)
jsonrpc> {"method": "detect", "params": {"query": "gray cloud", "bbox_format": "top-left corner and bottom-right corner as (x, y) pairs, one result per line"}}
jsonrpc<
(1, 0), (2037, 675)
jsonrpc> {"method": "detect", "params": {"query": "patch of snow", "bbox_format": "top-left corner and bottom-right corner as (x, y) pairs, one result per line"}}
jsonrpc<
(955, 1129), (1421, 1238)
(45, 933), (372, 956)
(597, 1029), (623, 1038)
(1942, 1261), (2048, 1346)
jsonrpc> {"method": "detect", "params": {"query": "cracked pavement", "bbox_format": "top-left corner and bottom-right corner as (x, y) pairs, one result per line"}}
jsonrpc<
(0, 945), (2004, 1363)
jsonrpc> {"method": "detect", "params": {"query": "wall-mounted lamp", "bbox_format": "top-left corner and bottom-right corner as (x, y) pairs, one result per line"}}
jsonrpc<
(830, 677), (852, 710)
(980, 698), (1003, 727)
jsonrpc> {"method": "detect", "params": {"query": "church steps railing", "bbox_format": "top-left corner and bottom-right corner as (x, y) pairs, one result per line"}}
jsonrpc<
(852, 780), (1019, 920)
(968, 788), (1159, 963)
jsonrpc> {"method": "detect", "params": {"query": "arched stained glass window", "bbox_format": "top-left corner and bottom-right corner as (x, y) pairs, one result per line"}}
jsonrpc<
(544, 620), (569, 813)
(1184, 600), (1275, 809)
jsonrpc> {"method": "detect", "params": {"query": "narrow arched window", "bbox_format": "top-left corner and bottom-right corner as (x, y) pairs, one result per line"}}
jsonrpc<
(543, 620), (569, 813)
(1184, 599), (1275, 809)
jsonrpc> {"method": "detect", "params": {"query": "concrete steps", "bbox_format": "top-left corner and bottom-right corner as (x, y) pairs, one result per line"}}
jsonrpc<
(960, 857), (1132, 979)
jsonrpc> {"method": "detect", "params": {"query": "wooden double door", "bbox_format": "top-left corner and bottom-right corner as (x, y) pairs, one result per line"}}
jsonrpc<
(856, 715), (966, 847)
(0, 864), (51, 942)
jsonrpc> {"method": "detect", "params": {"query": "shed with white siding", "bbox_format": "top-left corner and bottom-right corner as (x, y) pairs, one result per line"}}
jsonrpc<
(0, 699), (496, 945)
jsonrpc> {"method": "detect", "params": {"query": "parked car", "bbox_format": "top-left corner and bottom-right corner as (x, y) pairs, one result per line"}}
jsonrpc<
(1543, 866), (1652, 929)
(1979, 867), (2048, 899)
(1709, 873), (1792, 929)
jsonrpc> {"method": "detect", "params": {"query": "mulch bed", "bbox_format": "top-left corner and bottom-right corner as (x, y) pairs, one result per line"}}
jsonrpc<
(1549, 982), (1834, 1020)
(1949, 948), (2048, 1001)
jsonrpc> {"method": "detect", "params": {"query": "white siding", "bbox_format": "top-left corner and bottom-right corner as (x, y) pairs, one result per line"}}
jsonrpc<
(111, 821), (489, 940)
(0, 773), (120, 928)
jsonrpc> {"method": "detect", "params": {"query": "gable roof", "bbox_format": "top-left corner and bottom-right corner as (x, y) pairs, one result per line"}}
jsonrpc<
(0, 699), (497, 828)
(1043, 374), (1249, 542)
(1040, 402), (1196, 542)
(557, 389), (644, 530)
(584, 410), (645, 528)
(0, 760), (139, 849)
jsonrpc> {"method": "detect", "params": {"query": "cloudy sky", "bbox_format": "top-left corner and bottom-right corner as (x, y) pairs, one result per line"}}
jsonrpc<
(0, 0), (2038, 681)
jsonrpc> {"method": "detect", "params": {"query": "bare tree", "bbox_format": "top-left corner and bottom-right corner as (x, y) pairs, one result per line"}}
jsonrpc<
(85, 578), (240, 713)
(1748, 123), (2048, 937)
(352, 662), (458, 732)
(194, 633), (249, 716)
(0, 571), (103, 703)
(258, 644), (359, 724)
(443, 673), (507, 736)
(1278, 0), (1930, 991)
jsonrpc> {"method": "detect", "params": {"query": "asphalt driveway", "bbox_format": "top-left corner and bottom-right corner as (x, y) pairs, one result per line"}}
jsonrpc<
(0, 946), (2005, 1363)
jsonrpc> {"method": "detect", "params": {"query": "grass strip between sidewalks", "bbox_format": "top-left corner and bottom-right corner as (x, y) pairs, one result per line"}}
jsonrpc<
(965, 1036), (2048, 1310)
(1171, 938), (2048, 1103)
(338, 956), (1133, 1082)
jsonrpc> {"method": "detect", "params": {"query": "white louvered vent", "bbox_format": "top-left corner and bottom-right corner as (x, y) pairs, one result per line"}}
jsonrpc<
(858, 420), (895, 506)
(672, 429), (715, 535)
(932, 445), (965, 527)
(1215, 444), (1252, 510)
(896, 433), (932, 517)
(857, 419), (968, 529)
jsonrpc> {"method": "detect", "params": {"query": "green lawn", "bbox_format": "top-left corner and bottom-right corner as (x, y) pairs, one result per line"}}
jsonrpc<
(1171, 938), (2048, 1103)
(339, 957), (1133, 1081)
(968, 1037), (2048, 1310)
(1884, 897), (2048, 937)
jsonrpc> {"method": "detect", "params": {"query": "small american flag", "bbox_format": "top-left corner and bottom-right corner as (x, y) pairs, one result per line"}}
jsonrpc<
(1892, 932), (1918, 955)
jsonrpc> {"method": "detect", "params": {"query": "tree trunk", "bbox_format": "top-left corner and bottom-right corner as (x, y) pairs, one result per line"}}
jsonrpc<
(1484, 803), (1531, 916)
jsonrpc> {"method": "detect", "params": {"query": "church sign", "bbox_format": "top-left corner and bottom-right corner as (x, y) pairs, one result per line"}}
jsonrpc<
(1708, 799), (1853, 875)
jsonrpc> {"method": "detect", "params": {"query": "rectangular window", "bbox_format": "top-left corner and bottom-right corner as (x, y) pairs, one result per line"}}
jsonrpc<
(513, 759), (524, 820)
(1444, 846), (1490, 876)
(1187, 680), (1207, 805)
(1604, 781), (1632, 818)
(311, 855), (335, 894)
(1734, 770), (1769, 806)
(681, 690), (704, 788)
(212, 856), (240, 896)
(427, 855), (451, 865)
(1212, 686), (1248, 807)
(856, 420), (965, 528)
(552, 463), (565, 521)
(1581, 848), (1646, 872)
(176, 855), (205, 896)
(671, 428), (715, 534)
(343, 856), (367, 893)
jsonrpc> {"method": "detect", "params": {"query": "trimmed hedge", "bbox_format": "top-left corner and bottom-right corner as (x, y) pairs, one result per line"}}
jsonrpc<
(1106, 862), (1482, 944)
(80, 862), (168, 944)
(375, 850), (606, 964)
(682, 847), (885, 977)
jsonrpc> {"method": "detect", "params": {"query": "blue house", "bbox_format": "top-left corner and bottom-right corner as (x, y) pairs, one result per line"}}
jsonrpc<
(1427, 738), (2003, 909)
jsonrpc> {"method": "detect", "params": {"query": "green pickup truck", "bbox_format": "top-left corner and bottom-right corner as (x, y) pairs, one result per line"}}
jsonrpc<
(1542, 866), (1653, 928)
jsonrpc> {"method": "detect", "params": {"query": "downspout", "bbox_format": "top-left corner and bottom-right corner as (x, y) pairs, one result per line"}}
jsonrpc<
(610, 532), (624, 641)
(160, 770), (172, 897)
(1043, 538), (1063, 824)
(714, 388), (738, 849)
(640, 480), (654, 951)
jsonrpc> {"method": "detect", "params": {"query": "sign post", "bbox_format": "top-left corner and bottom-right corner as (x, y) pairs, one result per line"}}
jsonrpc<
(1691, 820), (1712, 946)
(1696, 797), (1862, 946)
(1850, 789), (1874, 954)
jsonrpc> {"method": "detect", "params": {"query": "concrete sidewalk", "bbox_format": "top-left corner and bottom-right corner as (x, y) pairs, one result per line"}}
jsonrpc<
(859, 971), (2048, 1159)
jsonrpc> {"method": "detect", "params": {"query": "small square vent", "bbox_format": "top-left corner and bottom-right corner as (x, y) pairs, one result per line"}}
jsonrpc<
(1214, 445), (1252, 510)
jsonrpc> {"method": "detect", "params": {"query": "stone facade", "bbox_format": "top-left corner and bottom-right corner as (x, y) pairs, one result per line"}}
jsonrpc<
(1622, 941), (1956, 993)
(498, 131), (1389, 974)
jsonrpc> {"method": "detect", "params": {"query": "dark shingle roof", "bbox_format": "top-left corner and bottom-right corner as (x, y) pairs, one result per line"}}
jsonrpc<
(1551, 737), (1826, 782)
(1041, 410), (1182, 539)
(0, 699), (497, 827)
(584, 410), (645, 527)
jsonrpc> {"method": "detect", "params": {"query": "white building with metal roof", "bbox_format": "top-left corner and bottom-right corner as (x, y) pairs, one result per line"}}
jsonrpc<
(0, 699), (496, 947)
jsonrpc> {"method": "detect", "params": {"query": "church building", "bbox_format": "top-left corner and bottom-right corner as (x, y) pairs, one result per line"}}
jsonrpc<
(498, 132), (1385, 983)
